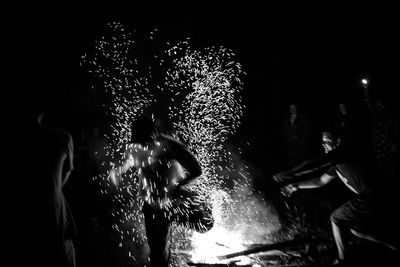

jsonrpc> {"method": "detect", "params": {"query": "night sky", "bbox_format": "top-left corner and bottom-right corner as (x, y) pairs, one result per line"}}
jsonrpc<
(5, 4), (399, 172)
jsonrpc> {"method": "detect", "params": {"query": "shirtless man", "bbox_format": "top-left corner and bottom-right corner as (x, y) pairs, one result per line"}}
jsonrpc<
(109, 115), (213, 267)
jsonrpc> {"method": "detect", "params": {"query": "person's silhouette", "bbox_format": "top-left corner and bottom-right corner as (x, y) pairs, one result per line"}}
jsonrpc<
(282, 103), (312, 167)
(109, 115), (214, 267)
(5, 101), (76, 267)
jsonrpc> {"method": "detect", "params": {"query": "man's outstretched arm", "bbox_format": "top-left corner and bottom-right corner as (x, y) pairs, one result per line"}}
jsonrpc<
(273, 153), (333, 182)
(281, 172), (337, 196)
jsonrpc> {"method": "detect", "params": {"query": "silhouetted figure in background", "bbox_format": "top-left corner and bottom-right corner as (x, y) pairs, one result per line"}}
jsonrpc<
(333, 101), (375, 169)
(336, 103), (348, 131)
(334, 103), (353, 144)
(108, 115), (213, 267)
(282, 104), (312, 167)
(362, 79), (399, 187)
(5, 101), (77, 267)
(281, 129), (398, 266)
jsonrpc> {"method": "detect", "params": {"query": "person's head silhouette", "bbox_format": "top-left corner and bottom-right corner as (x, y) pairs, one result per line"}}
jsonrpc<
(130, 115), (157, 144)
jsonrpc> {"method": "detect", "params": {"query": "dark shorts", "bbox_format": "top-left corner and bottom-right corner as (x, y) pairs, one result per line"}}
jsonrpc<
(142, 191), (214, 267)
(330, 196), (380, 233)
(142, 189), (214, 233)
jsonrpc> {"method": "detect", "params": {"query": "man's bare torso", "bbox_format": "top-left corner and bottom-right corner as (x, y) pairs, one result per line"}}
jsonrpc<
(127, 137), (185, 209)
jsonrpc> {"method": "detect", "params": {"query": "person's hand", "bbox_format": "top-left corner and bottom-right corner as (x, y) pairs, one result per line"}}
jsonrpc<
(108, 169), (119, 186)
(273, 173), (293, 183)
(171, 182), (196, 202)
(281, 184), (299, 197)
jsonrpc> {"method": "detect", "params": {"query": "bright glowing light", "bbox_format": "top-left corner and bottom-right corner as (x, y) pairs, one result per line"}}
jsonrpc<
(361, 78), (368, 85)
(190, 226), (245, 262)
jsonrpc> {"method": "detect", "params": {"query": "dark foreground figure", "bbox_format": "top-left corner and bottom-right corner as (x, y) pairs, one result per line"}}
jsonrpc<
(109, 116), (214, 267)
(5, 104), (76, 267)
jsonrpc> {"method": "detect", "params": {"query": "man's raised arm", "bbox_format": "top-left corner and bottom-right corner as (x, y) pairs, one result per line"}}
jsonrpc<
(109, 145), (134, 186)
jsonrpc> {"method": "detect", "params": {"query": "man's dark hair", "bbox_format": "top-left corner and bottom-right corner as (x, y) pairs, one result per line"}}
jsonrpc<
(320, 122), (343, 139)
(130, 116), (156, 144)
(322, 129), (341, 139)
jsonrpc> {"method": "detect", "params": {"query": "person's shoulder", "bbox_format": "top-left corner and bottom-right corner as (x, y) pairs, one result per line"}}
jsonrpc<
(43, 126), (73, 142)
(158, 133), (186, 148)
(47, 126), (71, 137)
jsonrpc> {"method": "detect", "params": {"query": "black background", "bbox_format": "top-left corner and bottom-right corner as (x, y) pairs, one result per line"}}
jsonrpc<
(5, 2), (399, 197)
(3, 4), (399, 265)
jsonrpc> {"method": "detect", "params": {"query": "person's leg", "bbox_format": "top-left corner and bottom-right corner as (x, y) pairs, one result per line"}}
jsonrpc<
(332, 221), (347, 261)
(143, 204), (171, 267)
(350, 229), (398, 251)
(330, 203), (356, 263)
(64, 239), (76, 267)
